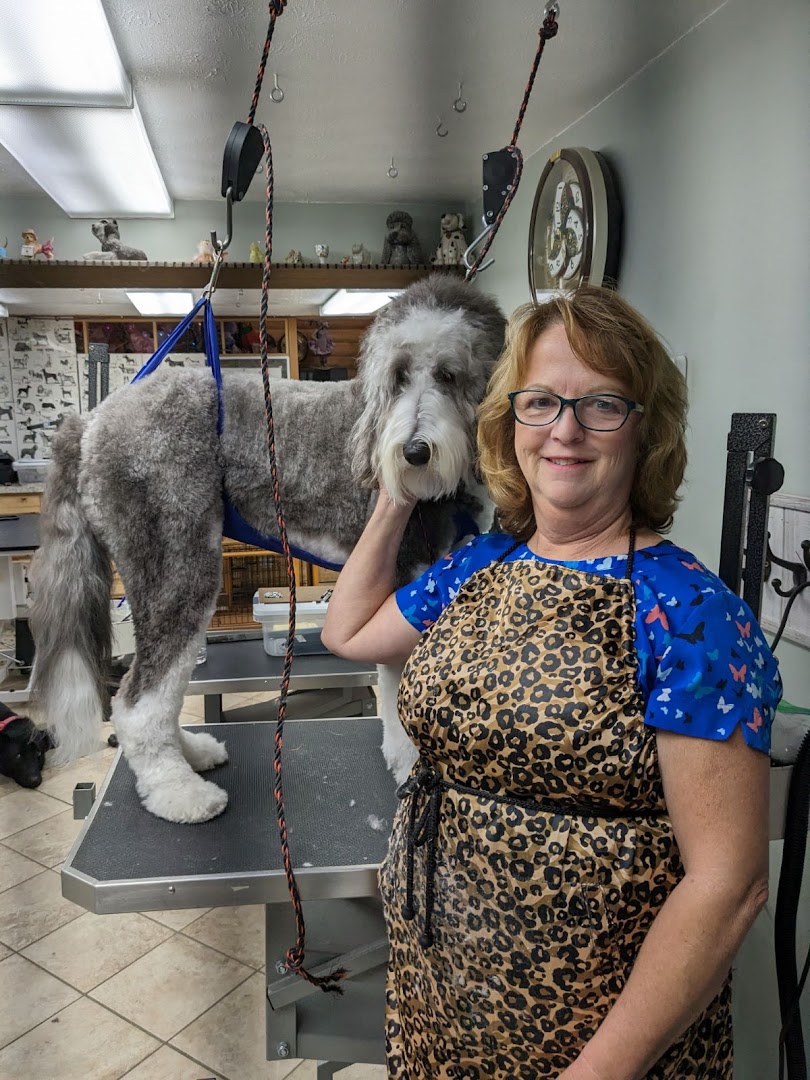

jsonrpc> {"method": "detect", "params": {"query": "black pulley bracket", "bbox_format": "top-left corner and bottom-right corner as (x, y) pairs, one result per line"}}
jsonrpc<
(482, 147), (521, 225)
(221, 121), (265, 202)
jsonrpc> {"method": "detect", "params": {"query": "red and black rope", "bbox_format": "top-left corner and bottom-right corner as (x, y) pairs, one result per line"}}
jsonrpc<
(465, 5), (559, 280)
(250, 4), (346, 995)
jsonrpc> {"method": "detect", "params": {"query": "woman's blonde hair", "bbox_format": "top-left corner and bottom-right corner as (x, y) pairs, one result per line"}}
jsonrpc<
(477, 285), (688, 540)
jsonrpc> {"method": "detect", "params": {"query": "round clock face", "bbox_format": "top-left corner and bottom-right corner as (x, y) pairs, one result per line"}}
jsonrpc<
(528, 147), (621, 300)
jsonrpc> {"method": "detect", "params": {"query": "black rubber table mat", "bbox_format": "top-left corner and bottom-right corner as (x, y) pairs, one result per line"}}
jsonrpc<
(70, 719), (398, 882)
(187, 638), (376, 687)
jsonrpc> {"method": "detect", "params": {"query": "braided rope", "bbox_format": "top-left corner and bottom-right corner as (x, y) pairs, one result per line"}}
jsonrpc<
(247, 0), (288, 127)
(251, 6), (346, 995)
(465, 8), (559, 281)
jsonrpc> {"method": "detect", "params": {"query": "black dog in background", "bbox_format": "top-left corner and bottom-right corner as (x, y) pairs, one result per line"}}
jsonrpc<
(0, 701), (53, 788)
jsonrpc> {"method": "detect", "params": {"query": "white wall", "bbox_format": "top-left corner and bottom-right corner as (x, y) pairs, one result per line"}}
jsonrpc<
(0, 197), (453, 267)
(477, 0), (809, 1072)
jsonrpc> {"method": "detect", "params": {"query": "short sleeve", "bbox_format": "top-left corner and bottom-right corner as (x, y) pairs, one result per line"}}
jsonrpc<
(644, 592), (781, 754)
(395, 533), (509, 632)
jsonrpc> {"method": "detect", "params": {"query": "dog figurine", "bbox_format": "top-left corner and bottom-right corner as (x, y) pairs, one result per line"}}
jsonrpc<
(29, 275), (506, 824)
(84, 220), (147, 262)
(351, 243), (368, 266)
(381, 212), (426, 267)
(285, 249), (303, 265)
(0, 703), (53, 789)
(432, 213), (468, 266)
(21, 230), (55, 261)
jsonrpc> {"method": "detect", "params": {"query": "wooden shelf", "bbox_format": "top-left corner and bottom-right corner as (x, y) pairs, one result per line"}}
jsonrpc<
(0, 260), (463, 290)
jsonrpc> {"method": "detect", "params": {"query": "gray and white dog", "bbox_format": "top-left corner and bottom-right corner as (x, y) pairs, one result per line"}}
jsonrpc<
(29, 276), (506, 823)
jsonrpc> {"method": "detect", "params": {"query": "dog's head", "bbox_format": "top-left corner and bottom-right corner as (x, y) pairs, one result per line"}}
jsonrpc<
(441, 212), (465, 234)
(350, 275), (506, 503)
(91, 219), (120, 243)
(0, 713), (54, 789)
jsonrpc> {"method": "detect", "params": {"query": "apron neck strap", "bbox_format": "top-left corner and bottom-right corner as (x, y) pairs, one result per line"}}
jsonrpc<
(499, 526), (637, 576)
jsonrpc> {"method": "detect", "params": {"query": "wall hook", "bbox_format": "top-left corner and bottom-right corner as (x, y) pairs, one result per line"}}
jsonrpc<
(436, 117), (449, 138)
(387, 157), (399, 179)
(271, 73), (285, 103)
(452, 83), (467, 113)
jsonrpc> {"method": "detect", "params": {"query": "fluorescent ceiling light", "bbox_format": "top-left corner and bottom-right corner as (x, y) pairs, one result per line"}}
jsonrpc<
(0, 96), (173, 217)
(320, 290), (402, 317)
(127, 291), (196, 316)
(0, 0), (131, 107)
(0, 304), (8, 319)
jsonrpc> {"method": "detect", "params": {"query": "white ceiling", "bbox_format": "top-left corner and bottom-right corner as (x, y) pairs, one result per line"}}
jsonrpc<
(0, 0), (724, 206)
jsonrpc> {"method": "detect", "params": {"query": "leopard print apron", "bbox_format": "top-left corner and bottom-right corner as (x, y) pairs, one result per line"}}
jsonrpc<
(379, 541), (733, 1079)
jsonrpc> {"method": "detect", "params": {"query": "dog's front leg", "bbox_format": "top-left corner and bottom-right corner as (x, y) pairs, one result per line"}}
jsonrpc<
(377, 662), (419, 785)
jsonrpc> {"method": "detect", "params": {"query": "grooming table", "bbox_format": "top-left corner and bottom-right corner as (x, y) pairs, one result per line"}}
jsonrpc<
(62, 718), (398, 1071)
(187, 637), (379, 722)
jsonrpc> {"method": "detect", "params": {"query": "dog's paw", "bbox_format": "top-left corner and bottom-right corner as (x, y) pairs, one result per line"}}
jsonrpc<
(141, 774), (228, 823)
(180, 729), (229, 772)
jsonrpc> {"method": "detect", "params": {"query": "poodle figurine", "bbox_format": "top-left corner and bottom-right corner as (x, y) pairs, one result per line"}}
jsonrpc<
(381, 211), (425, 267)
(285, 249), (303, 265)
(351, 243), (368, 266)
(84, 220), (147, 262)
(432, 212), (468, 266)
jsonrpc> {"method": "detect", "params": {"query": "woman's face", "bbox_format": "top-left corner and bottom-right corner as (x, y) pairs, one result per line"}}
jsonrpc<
(514, 323), (641, 530)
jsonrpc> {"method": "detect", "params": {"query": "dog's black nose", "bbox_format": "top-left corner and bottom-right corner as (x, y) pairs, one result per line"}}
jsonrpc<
(403, 440), (431, 466)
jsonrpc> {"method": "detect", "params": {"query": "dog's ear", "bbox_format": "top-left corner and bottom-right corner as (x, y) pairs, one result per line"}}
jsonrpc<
(31, 726), (54, 753)
(458, 214), (465, 229)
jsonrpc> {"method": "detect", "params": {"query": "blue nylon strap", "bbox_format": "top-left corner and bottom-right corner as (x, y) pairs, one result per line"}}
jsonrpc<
(130, 296), (208, 384)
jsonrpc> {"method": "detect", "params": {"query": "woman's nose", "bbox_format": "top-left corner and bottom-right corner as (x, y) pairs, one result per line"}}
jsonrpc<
(551, 402), (584, 439)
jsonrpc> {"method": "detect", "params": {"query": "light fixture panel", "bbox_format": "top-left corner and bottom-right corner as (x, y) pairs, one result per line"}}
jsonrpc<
(0, 0), (131, 107)
(320, 290), (402, 317)
(126, 291), (196, 316)
(0, 96), (173, 217)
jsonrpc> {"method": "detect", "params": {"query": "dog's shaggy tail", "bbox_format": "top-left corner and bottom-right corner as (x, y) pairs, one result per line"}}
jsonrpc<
(28, 414), (113, 765)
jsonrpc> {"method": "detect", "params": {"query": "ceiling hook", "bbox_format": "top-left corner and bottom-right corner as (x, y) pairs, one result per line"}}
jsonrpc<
(544, 0), (560, 18)
(436, 117), (449, 138)
(387, 156), (399, 179)
(271, 73), (285, 103)
(452, 83), (467, 113)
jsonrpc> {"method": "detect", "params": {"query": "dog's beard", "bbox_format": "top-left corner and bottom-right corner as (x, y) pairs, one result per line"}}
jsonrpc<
(374, 387), (472, 504)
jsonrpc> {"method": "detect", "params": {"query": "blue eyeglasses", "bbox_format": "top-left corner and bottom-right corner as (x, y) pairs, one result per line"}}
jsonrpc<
(508, 390), (645, 432)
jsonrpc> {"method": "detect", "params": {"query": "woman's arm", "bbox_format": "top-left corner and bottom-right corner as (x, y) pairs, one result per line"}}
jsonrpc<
(560, 725), (770, 1080)
(321, 488), (423, 664)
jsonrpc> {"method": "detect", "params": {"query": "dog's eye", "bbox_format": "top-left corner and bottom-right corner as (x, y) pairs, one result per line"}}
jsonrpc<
(393, 367), (409, 388)
(436, 368), (455, 384)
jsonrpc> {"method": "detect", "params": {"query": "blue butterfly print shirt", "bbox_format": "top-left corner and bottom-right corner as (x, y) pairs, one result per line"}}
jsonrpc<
(395, 533), (782, 754)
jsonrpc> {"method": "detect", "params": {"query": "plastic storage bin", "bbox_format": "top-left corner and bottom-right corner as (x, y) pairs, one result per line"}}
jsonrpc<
(13, 459), (51, 484)
(252, 586), (331, 656)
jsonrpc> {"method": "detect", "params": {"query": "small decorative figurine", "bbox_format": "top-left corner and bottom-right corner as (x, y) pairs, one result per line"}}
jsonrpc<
(284, 249), (303, 265)
(314, 243), (329, 266)
(340, 255), (351, 267)
(432, 212), (468, 266)
(192, 239), (215, 264)
(0, 237), (8, 259)
(84, 219), (147, 261)
(309, 321), (334, 362)
(351, 243), (368, 266)
(380, 211), (425, 267)
(21, 229), (55, 260)
(248, 241), (264, 263)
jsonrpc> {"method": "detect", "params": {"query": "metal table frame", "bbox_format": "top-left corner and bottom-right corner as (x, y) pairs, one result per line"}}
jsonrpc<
(62, 718), (395, 1072)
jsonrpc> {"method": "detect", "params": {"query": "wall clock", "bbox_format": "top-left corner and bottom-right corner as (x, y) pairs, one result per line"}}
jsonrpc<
(528, 146), (622, 299)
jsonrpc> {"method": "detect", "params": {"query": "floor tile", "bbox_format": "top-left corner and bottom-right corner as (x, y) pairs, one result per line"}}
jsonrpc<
(0, 953), (79, 1049)
(0, 840), (45, 890)
(37, 747), (116, 805)
(142, 906), (211, 930)
(22, 910), (173, 992)
(0, 995), (159, 1080)
(0, 868), (83, 949)
(122, 1044), (226, 1079)
(183, 903), (265, 969)
(172, 970), (301, 1080)
(0, 942), (8, 961)
(90, 933), (252, 1041)
(0, 786), (67, 839)
(3, 807), (83, 867)
(0, 773), (17, 799)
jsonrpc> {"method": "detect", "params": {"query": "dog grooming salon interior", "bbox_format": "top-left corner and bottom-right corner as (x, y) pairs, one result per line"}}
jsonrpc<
(0, 1), (808, 1078)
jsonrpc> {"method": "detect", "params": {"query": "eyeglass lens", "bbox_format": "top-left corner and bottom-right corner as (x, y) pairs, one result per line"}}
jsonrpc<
(512, 392), (629, 430)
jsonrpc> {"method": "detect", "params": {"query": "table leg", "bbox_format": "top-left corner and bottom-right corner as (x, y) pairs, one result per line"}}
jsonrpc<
(204, 693), (223, 723)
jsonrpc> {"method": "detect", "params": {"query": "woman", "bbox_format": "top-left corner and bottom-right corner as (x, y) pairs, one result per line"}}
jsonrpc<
(321, 286), (780, 1079)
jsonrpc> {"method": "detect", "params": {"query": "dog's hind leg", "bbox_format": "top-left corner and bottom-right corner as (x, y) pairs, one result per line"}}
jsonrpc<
(110, 516), (227, 823)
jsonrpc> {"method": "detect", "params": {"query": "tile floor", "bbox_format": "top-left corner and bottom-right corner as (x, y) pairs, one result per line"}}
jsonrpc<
(0, 692), (386, 1080)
